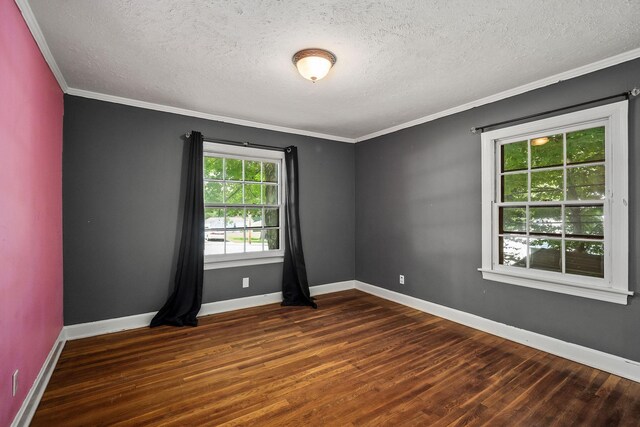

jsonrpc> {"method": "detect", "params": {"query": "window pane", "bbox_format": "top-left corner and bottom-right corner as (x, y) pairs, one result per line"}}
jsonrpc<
(265, 184), (278, 205)
(499, 236), (527, 267)
(531, 134), (563, 169)
(225, 230), (245, 253)
(225, 158), (242, 181)
(204, 209), (225, 253)
(529, 206), (562, 235)
(529, 238), (562, 272)
(502, 173), (528, 202)
(566, 165), (605, 200)
(246, 208), (262, 228)
(226, 208), (244, 228)
(204, 238), (225, 256)
(244, 184), (262, 204)
(225, 183), (243, 204)
(264, 208), (279, 227)
(204, 229), (225, 242)
(264, 228), (280, 250)
(531, 169), (563, 201)
(246, 229), (263, 252)
(203, 153), (281, 258)
(567, 126), (605, 164)
(204, 208), (225, 229)
(245, 161), (262, 182)
(501, 141), (528, 172)
(565, 206), (604, 238)
(264, 162), (278, 183)
(204, 157), (223, 179)
(565, 240), (604, 278)
(204, 182), (224, 203)
(500, 207), (526, 234)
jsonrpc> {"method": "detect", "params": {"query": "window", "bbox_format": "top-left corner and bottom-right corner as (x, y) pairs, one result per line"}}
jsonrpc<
(203, 142), (285, 269)
(480, 102), (630, 304)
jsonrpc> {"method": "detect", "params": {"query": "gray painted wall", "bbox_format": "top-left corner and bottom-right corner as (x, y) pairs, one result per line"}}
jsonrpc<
(64, 59), (639, 362)
(63, 96), (355, 325)
(355, 58), (640, 362)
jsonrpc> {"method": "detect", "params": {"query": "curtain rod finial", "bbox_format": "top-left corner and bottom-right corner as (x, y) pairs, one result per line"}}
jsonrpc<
(470, 127), (478, 134)
(185, 131), (191, 138)
(631, 87), (640, 97)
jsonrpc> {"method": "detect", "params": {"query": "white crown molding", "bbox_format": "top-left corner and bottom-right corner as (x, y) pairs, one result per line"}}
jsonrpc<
(15, 0), (353, 144)
(13, 0), (640, 144)
(354, 281), (640, 383)
(10, 328), (66, 427)
(14, 0), (68, 92)
(65, 88), (357, 143)
(12, 0), (350, 143)
(64, 280), (356, 340)
(69, 46), (640, 144)
(356, 47), (640, 142)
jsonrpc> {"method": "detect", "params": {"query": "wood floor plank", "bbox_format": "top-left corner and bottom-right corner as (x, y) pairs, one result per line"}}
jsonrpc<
(31, 290), (640, 426)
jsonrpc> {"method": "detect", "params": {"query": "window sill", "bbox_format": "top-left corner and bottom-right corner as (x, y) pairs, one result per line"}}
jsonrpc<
(205, 255), (284, 270)
(478, 268), (632, 305)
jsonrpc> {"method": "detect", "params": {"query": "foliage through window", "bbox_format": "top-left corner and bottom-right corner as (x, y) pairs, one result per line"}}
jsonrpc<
(480, 102), (630, 304)
(499, 126), (605, 277)
(203, 143), (284, 266)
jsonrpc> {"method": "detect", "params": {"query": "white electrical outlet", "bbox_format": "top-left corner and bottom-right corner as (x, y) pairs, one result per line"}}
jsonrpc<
(12, 370), (18, 397)
(399, 275), (405, 285)
(242, 277), (250, 288)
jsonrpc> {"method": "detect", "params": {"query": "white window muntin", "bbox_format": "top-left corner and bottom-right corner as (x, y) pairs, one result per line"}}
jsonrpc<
(203, 142), (285, 269)
(480, 101), (630, 304)
(492, 119), (610, 286)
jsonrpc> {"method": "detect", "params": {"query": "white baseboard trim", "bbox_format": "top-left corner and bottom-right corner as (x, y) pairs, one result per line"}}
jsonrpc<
(310, 280), (356, 296)
(354, 280), (640, 383)
(10, 281), (352, 425)
(64, 312), (155, 340)
(11, 328), (66, 427)
(197, 280), (355, 317)
(64, 280), (356, 340)
(15, 279), (638, 427)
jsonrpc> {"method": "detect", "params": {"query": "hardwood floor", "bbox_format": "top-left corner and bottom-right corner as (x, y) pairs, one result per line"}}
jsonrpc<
(32, 290), (640, 426)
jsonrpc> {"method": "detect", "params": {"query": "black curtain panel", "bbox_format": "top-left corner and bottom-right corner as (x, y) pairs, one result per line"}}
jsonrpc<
(151, 131), (205, 327)
(281, 146), (317, 308)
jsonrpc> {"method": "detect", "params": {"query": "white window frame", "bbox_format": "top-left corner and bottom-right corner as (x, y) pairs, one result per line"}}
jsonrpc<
(203, 142), (285, 270)
(479, 101), (631, 304)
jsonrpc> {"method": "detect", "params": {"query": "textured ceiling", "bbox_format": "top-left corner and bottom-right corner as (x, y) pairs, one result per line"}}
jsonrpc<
(28, 0), (640, 140)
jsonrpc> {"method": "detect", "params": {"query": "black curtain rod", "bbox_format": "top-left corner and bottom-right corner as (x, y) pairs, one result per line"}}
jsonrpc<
(471, 87), (640, 134)
(185, 132), (286, 152)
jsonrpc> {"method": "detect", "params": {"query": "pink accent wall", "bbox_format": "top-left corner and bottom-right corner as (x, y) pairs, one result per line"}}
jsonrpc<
(0, 0), (64, 425)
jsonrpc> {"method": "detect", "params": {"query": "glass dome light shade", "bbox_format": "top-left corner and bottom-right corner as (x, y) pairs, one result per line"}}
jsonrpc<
(292, 49), (336, 82)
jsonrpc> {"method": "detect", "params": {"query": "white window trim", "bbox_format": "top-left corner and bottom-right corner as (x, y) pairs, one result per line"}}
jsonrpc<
(203, 142), (285, 270)
(479, 101), (631, 304)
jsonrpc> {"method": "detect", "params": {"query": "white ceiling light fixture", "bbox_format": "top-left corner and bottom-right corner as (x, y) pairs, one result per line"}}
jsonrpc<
(292, 48), (337, 82)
